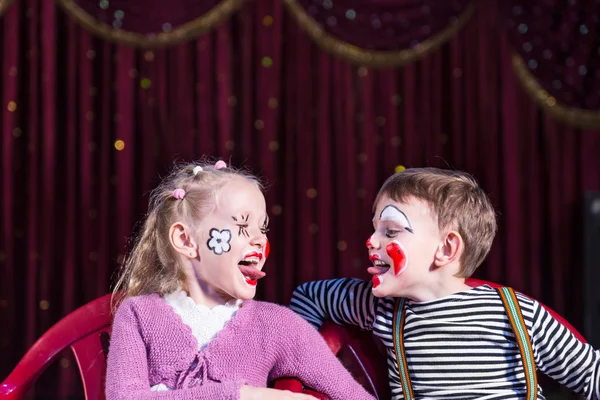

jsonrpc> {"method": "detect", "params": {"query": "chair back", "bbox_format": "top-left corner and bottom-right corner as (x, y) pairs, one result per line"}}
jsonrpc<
(318, 321), (391, 399)
(0, 294), (113, 400)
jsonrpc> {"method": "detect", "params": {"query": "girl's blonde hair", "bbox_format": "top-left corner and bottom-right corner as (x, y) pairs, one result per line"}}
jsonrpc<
(111, 160), (262, 311)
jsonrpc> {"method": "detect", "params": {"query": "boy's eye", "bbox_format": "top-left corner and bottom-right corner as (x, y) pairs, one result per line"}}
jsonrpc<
(385, 229), (400, 238)
(261, 227), (270, 235)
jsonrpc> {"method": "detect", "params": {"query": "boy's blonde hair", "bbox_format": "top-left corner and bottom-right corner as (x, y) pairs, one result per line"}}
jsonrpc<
(112, 161), (262, 309)
(374, 167), (496, 277)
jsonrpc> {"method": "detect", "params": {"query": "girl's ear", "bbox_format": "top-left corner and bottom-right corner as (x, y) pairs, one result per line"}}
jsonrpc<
(169, 222), (199, 259)
(433, 230), (463, 268)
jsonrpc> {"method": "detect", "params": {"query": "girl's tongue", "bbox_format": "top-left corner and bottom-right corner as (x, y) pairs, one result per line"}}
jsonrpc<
(238, 265), (266, 283)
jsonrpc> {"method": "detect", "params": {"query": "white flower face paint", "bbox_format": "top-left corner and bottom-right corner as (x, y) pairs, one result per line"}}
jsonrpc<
(207, 228), (232, 255)
(380, 205), (413, 233)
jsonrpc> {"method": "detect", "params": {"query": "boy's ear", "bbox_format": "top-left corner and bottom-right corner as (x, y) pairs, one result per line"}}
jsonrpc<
(434, 230), (463, 268)
(169, 222), (199, 259)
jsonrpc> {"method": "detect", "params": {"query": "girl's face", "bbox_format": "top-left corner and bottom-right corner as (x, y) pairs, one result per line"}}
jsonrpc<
(189, 178), (269, 305)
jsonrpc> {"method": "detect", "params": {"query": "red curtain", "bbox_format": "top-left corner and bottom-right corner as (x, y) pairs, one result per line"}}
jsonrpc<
(1, 0), (600, 397)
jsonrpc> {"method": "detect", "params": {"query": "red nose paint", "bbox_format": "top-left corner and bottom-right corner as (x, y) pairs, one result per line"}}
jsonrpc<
(366, 237), (373, 248)
(386, 242), (406, 276)
(372, 275), (381, 289)
(264, 240), (270, 260)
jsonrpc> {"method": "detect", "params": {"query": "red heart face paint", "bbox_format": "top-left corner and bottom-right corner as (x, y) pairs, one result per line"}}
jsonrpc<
(264, 239), (270, 260)
(386, 242), (406, 276)
(372, 275), (382, 288)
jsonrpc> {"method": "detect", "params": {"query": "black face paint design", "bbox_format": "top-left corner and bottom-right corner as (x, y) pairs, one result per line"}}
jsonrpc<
(234, 214), (250, 237)
(207, 228), (232, 255)
(379, 205), (414, 234)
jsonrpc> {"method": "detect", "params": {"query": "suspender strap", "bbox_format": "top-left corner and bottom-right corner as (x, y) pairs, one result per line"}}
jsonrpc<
(496, 287), (538, 400)
(393, 297), (414, 400)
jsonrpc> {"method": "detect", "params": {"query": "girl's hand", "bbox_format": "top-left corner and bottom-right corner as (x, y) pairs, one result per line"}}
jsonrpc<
(240, 385), (319, 400)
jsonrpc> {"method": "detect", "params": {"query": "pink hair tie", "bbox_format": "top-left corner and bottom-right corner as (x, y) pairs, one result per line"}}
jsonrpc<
(173, 188), (186, 200)
(214, 160), (227, 170)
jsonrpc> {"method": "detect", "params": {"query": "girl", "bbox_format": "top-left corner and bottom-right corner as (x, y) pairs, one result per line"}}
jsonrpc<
(105, 160), (374, 400)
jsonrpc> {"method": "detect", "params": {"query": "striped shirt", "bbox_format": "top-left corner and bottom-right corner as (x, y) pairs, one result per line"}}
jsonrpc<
(290, 278), (600, 400)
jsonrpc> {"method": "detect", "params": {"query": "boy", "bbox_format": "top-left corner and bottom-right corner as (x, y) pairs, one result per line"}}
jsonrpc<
(290, 167), (600, 399)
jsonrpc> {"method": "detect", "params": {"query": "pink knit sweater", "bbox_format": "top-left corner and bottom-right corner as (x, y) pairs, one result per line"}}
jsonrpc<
(105, 294), (374, 400)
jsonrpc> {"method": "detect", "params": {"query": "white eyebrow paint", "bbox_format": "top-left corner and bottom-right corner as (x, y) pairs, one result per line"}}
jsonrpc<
(380, 205), (413, 232)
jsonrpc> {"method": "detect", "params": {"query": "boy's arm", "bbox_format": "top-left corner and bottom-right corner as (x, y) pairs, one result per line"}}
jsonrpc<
(529, 300), (600, 399)
(289, 278), (377, 330)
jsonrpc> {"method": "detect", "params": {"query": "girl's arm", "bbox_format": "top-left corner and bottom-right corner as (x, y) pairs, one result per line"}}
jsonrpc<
(269, 308), (376, 400)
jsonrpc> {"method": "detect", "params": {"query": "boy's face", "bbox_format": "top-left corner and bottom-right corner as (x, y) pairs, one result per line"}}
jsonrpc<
(367, 195), (443, 299)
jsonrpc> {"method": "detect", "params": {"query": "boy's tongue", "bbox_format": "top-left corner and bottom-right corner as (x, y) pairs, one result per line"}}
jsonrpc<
(238, 265), (266, 280)
(367, 265), (390, 276)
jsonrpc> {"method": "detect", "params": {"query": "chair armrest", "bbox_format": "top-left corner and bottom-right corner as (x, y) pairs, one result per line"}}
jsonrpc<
(272, 378), (329, 399)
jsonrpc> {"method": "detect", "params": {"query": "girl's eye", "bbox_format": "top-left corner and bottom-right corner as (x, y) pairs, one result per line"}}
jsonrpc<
(261, 227), (270, 235)
(238, 224), (249, 236)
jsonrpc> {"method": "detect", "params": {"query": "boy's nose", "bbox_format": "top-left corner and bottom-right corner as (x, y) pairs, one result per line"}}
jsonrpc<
(366, 234), (379, 250)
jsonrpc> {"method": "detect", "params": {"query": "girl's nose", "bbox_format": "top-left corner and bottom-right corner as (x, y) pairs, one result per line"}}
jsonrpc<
(250, 230), (267, 249)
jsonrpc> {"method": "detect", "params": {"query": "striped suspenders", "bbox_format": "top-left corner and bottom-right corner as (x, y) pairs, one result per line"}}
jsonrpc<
(392, 297), (413, 399)
(496, 287), (538, 400)
(392, 287), (537, 400)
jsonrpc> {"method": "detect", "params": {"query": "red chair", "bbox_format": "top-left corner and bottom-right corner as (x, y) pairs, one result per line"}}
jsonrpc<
(0, 294), (113, 400)
(274, 278), (588, 399)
